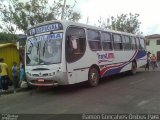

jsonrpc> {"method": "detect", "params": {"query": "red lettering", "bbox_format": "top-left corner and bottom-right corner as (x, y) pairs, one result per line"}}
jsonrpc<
(108, 53), (115, 59)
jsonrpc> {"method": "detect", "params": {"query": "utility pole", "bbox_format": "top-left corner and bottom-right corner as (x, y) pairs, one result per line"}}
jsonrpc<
(61, 0), (66, 20)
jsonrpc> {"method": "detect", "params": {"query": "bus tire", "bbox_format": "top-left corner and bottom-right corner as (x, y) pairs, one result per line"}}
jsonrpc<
(88, 67), (100, 87)
(130, 62), (137, 75)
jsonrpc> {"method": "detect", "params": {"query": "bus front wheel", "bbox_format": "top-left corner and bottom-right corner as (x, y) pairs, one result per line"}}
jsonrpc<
(88, 67), (100, 87)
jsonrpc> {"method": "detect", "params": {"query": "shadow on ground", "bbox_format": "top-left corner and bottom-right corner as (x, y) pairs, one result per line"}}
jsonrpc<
(30, 70), (145, 95)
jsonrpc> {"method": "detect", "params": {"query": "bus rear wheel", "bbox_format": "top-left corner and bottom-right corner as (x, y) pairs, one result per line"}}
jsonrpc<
(88, 67), (100, 87)
(130, 62), (137, 75)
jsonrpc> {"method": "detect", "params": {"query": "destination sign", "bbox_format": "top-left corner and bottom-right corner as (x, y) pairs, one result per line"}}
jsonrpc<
(28, 33), (63, 41)
(28, 23), (63, 36)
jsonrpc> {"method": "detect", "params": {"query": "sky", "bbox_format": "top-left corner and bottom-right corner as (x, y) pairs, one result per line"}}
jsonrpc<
(6, 0), (160, 35)
(75, 0), (160, 35)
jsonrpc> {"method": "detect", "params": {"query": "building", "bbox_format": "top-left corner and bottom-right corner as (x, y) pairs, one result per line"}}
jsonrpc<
(0, 43), (19, 80)
(145, 34), (160, 61)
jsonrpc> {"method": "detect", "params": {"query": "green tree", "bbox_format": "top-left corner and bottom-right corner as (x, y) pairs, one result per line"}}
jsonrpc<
(0, 32), (18, 43)
(0, 0), (18, 34)
(98, 13), (141, 34)
(0, 0), (81, 34)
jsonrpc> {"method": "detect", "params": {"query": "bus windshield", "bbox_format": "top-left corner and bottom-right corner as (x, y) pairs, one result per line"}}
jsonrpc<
(26, 32), (63, 65)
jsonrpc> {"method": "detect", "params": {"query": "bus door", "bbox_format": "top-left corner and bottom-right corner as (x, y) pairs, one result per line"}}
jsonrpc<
(65, 27), (86, 84)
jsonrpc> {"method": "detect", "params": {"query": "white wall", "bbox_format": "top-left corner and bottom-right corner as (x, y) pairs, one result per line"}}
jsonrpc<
(146, 38), (160, 55)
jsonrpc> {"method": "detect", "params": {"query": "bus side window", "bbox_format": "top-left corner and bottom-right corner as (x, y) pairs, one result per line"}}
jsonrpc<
(87, 30), (101, 51)
(135, 37), (140, 50)
(66, 36), (73, 54)
(113, 34), (123, 50)
(66, 27), (86, 63)
(139, 38), (145, 50)
(131, 37), (137, 50)
(122, 35), (131, 50)
(70, 36), (78, 50)
(101, 32), (112, 50)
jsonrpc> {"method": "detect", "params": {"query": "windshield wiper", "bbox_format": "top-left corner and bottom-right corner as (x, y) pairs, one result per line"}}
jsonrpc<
(37, 42), (40, 55)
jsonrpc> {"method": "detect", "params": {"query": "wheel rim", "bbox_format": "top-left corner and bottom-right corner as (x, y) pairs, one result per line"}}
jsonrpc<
(89, 68), (99, 86)
(132, 63), (137, 74)
(91, 72), (97, 83)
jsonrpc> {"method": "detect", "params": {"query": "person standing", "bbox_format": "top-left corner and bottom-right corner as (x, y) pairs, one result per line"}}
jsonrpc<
(12, 62), (19, 93)
(150, 54), (157, 71)
(0, 58), (9, 92)
(145, 51), (151, 71)
(19, 64), (25, 86)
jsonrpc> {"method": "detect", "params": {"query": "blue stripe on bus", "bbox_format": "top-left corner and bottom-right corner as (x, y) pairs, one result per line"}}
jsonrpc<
(101, 50), (146, 77)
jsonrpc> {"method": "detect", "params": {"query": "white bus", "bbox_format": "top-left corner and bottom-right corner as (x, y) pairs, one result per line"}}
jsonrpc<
(25, 20), (147, 87)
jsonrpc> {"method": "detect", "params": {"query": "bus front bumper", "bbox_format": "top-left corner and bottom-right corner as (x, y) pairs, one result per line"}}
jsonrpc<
(28, 80), (59, 87)
(26, 71), (69, 86)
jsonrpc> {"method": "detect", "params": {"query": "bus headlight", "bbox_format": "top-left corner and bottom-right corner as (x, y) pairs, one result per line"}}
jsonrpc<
(26, 72), (31, 76)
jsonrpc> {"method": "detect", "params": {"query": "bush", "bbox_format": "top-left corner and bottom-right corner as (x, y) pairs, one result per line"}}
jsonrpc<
(0, 32), (18, 43)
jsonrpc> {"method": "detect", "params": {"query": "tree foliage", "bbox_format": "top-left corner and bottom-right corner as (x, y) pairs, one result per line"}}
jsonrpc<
(0, 0), (81, 34)
(0, 0), (18, 34)
(98, 13), (141, 34)
(0, 32), (18, 43)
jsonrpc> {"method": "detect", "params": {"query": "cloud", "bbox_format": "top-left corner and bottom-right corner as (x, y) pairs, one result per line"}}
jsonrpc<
(7, 0), (160, 35)
(143, 24), (160, 35)
(77, 0), (160, 35)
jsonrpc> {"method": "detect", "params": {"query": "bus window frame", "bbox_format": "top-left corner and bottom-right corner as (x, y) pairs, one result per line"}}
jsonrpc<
(122, 35), (131, 51)
(130, 36), (137, 50)
(101, 31), (113, 51)
(65, 26), (87, 63)
(135, 37), (140, 50)
(112, 33), (123, 51)
(87, 29), (102, 51)
(139, 37), (146, 50)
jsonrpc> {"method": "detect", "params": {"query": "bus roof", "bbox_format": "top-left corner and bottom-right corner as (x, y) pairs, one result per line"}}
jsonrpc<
(27, 20), (144, 38)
